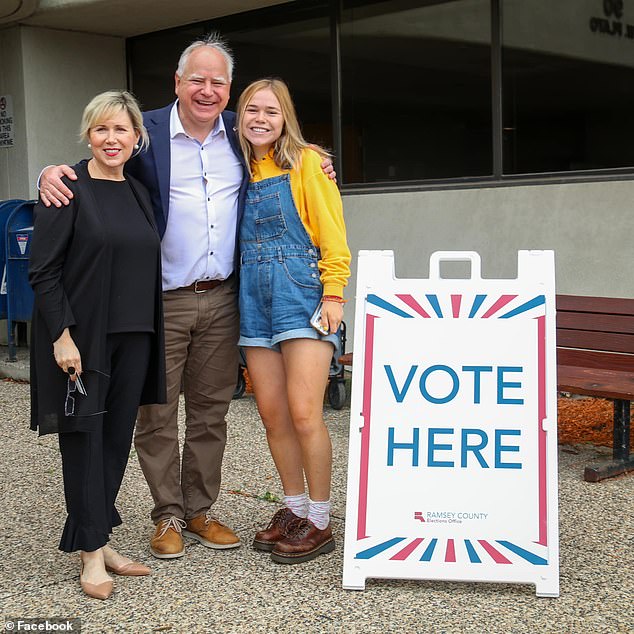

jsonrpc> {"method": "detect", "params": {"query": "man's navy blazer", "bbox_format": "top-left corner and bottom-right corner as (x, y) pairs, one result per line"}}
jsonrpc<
(126, 103), (250, 261)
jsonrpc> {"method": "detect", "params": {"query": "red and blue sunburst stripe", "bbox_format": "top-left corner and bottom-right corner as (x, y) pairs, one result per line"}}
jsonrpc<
(354, 537), (549, 566)
(366, 293), (545, 320)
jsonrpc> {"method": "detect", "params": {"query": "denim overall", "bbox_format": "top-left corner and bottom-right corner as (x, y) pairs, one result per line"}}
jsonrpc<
(238, 173), (339, 350)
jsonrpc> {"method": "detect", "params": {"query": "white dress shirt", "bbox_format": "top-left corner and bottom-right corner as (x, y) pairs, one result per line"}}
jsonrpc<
(161, 103), (243, 291)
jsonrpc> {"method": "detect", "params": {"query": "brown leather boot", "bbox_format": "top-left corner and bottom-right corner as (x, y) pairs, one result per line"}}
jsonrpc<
(253, 507), (300, 552)
(150, 517), (186, 559)
(183, 512), (240, 549)
(271, 518), (335, 564)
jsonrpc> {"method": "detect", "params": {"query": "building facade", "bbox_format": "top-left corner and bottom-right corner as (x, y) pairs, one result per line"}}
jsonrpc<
(2, 0), (633, 333)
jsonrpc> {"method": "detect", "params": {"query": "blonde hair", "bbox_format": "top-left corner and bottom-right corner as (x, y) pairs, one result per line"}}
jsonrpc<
(236, 78), (329, 176)
(79, 90), (149, 153)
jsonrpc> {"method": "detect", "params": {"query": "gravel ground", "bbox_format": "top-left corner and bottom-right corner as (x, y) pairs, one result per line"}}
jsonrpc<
(0, 379), (632, 634)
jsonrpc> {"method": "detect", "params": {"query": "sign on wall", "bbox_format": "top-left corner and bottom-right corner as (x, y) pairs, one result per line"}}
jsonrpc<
(0, 95), (15, 148)
(342, 251), (559, 597)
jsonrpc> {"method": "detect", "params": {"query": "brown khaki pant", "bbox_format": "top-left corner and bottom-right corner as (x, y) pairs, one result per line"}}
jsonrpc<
(135, 281), (239, 523)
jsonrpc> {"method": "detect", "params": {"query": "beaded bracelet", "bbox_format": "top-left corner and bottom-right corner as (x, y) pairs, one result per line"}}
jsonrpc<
(322, 295), (347, 304)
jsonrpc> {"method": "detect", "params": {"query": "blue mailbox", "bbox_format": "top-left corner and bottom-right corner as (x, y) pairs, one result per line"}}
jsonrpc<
(4, 200), (36, 361)
(0, 199), (24, 321)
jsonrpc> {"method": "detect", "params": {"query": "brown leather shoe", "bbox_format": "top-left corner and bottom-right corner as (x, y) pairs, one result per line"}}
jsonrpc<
(150, 517), (186, 559)
(271, 518), (335, 564)
(253, 507), (301, 552)
(183, 512), (240, 549)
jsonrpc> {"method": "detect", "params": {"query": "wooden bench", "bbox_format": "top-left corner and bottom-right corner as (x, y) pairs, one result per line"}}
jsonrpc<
(339, 294), (634, 482)
(556, 294), (633, 481)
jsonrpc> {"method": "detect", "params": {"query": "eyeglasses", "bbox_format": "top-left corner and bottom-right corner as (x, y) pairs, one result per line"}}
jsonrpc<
(64, 373), (87, 417)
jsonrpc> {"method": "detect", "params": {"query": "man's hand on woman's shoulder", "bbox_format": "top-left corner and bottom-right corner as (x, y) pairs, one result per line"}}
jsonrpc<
(321, 157), (337, 183)
(39, 164), (78, 208)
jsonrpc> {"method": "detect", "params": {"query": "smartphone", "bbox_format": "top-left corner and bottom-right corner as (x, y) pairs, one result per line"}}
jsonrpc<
(310, 302), (330, 335)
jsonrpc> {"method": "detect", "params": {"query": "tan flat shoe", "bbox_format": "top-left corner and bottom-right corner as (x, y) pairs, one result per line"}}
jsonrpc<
(80, 563), (113, 600)
(81, 578), (113, 600)
(105, 561), (151, 576)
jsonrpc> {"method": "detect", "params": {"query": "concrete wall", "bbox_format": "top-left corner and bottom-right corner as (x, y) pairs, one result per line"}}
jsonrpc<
(21, 26), (126, 197)
(342, 179), (634, 339)
(0, 25), (125, 200)
(0, 27), (29, 200)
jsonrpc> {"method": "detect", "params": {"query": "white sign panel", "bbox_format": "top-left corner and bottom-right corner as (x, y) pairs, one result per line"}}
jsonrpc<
(0, 95), (15, 148)
(343, 251), (559, 597)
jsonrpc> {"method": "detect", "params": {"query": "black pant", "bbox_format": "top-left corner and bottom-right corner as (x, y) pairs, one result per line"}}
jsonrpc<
(58, 332), (151, 553)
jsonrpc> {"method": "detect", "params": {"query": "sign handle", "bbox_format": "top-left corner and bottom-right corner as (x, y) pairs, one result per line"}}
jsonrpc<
(429, 251), (482, 280)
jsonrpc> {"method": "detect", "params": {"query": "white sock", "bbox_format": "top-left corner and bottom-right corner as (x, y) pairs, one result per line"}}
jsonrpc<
(307, 498), (331, 530)
(283, 492), (308, 518)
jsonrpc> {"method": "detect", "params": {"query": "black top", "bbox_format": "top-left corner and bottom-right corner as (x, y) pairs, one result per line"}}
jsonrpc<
(91, 178), (159, 333)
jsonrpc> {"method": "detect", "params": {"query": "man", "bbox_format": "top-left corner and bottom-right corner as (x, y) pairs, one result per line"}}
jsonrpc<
(39, 34), (335, 559)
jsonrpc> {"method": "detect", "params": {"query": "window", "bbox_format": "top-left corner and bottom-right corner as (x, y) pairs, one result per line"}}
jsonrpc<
(502, 0), (634, 173)
(341, 0), (492, 183)
(127, 0), (634, 187)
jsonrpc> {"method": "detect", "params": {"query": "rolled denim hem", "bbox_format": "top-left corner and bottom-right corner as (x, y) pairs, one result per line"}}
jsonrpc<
(238, 335), (278, 350)
(273, 328), (338, 348)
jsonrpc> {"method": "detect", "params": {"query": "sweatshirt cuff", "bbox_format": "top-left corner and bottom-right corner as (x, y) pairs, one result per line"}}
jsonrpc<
(323, 283), (344, 298)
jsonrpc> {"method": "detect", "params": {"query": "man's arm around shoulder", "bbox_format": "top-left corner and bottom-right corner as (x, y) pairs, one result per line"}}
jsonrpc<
(39, 164), (79, 208)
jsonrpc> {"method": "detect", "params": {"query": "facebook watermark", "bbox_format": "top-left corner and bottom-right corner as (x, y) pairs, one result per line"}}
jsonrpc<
(4, 619), (81, 632)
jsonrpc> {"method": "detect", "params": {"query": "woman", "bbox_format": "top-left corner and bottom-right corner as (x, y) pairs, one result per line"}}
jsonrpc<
(236, 79), (351, 564)
(29, 91), (166, 599)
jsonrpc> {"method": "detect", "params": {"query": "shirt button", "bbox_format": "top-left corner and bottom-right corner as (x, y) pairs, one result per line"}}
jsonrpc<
(207, 197), (211, 201)
(210, 224), (214, 229)
(210, 251), (214, 255)
(311, 273), (317, 278)
(309, 263), (316, 268)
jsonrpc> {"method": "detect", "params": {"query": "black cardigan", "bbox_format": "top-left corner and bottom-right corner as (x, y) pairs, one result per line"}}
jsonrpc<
(29, 162), (166, 435)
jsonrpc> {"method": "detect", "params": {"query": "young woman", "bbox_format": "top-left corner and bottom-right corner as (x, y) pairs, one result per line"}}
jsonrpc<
(236, 79), (351, 564)
(29, 91), (165, 599)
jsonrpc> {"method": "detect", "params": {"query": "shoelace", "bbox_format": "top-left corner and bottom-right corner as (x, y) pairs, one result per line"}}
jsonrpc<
(204, 509), (225, 527)
(284, 517), (313, 539)
(266, 507), (293, 530)
(157, 516), (186, 537)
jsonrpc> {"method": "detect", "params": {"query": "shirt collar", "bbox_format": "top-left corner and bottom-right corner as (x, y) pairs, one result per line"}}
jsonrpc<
(170, 101), (225, 142)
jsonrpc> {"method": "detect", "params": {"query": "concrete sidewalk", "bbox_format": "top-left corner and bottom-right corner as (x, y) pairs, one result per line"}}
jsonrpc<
(1, 374), (632, 633)
(0, 344), (29, 382)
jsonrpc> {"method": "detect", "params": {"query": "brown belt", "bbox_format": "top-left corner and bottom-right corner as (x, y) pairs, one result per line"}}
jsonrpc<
(181, 279), (224, 293)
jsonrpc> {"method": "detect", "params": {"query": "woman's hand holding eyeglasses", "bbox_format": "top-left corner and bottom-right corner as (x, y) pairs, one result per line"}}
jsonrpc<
(53, 328), (82, 378)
